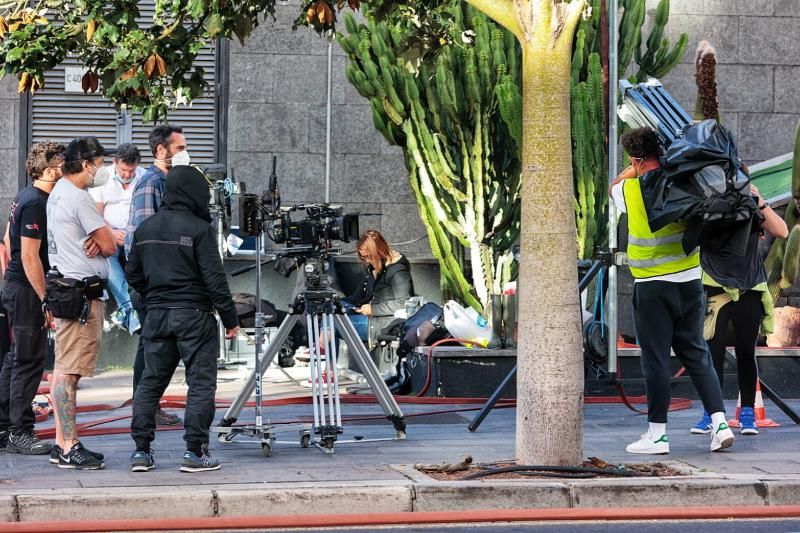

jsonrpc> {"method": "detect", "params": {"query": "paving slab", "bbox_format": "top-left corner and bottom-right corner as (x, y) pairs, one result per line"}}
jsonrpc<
(1, 369), (799, 523)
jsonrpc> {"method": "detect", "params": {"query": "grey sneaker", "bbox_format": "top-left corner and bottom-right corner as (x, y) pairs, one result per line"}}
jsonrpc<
(180, 446), (220, 473)
(7, 429), (52, 455)
(50, 444), (104, 464)
(131, 449), (155, 472)
(58, 442), (105, 470)
(0, 430), (8, 451)
(156, 409), (182, 426)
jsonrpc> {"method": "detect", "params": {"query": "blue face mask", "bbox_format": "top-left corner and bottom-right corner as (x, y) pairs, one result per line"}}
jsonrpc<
(114, 174), (134, 185)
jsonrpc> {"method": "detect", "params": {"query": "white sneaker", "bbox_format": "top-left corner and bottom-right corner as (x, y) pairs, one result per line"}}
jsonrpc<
(626, 431), (669, 454)
(710, 422), (735, 452)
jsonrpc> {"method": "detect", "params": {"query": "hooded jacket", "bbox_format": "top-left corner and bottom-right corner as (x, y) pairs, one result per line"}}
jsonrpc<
(125, 166), (238, 328)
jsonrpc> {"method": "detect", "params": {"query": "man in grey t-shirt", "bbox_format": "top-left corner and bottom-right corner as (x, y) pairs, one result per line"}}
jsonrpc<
(46, 137), (117, 470)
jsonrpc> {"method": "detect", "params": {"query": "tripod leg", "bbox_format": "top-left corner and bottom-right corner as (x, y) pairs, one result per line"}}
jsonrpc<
(334, 314), (405, 432)
(310, 314), (328, 428)
(306, 314), (322, 429)
(467, 364), (516, 432)
(218, 314), (299, 424)
(324, 313), (342, 428)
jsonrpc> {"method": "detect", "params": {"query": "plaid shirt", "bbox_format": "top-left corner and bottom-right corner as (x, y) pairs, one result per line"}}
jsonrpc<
(124, 165), (167, 257)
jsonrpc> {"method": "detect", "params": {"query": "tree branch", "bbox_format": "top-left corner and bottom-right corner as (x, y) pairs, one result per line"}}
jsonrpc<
(555, 0), (585, 50)
(466, 0), (523, 42)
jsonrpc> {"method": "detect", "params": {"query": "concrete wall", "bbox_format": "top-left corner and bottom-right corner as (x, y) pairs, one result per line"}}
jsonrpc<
(648, 0), (800, 163)
(226, 1), (429, 259)
(0, 77), (21, 226)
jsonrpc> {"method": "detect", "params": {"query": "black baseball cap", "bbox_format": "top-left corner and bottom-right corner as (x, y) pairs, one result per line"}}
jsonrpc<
(64, 136), (115, 162)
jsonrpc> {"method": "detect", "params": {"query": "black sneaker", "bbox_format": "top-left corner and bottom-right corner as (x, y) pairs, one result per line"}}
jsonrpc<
(179, 446), (220, 473)
(130, 449), (155, 472)
(0, 430), (8, 451)
(156, 409), (182, 426)
(50, 444), (104, 464)
(7, 429), (52, 455)
(58, 442), (105, 470)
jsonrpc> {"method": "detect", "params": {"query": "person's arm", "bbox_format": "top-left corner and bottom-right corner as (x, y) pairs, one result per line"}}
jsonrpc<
(608, 165), (637, 196)
(89, 226), (117, 257)
(20, 237), (46, 301)
(751, 184), (788, 239)
(0, 222), (10, 275)
(195, 225), (239, 334)
(124, 236), (145, 294)
(369, 265), (414, 317)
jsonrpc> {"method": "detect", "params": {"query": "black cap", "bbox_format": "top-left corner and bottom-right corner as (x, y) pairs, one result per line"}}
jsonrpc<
(64, 136), (115, 162)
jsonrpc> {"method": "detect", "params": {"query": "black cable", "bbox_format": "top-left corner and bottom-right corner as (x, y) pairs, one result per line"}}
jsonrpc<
(462, 464), (641, 480)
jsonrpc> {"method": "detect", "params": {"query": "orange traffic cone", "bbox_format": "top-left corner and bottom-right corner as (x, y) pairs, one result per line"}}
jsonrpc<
(728, 380), (780, 428)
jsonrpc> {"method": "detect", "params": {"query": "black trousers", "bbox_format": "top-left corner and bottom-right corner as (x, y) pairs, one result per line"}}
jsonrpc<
(706, 289), (762, 408)
(131, 308), (218, 448)
(633, 279), (725, 423)
(0, 281), (47, 432)
(132, 307), (146, 394)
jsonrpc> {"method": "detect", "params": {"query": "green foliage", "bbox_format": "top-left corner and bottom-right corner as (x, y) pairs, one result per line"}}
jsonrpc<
(339, 6), (520, 310)
(767, 120), (800, 301)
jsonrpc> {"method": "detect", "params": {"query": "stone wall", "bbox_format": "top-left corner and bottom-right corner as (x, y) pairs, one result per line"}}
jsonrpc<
(649, 0), (800, 164)
(0, 77), (21, 225)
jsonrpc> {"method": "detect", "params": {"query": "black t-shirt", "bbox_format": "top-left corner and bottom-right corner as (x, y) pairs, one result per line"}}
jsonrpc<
(5, 185), (50, 287)
(701, 224), (766, 290)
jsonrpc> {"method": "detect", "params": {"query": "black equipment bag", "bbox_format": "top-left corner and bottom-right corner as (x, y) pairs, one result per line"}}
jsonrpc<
(45, 276), (86, 320)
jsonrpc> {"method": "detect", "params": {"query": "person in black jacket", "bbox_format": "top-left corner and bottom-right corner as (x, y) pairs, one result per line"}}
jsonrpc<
(345, 230), (415, 341)
(126, 165), (239, 473)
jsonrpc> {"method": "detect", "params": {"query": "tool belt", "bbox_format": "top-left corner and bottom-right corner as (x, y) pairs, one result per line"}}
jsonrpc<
(45, 273), (106, 324)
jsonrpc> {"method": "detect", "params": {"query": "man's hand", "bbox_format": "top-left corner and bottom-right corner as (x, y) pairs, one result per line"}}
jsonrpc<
(225, 326), (240, 339)
(608, 166), (637, 196)
(84, 237), (101, 258)
(113, 229), (126, 247)
(44, 308), (54, 329)
(356, 303), (372, 316)
(0, 243), (7, 274)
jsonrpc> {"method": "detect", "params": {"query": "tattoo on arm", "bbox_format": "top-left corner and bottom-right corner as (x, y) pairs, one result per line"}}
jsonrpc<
(53, 375), (79, 446)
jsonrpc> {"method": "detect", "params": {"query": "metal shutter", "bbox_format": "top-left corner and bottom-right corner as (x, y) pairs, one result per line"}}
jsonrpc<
(31, 58), (119, 149)
(30, 1), (217, 164)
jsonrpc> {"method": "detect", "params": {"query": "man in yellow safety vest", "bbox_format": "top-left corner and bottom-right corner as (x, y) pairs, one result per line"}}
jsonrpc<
(610, 127), (734, 455)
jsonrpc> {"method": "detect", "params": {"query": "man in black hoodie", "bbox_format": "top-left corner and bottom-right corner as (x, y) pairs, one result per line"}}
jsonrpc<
(126, 166), (239, 473)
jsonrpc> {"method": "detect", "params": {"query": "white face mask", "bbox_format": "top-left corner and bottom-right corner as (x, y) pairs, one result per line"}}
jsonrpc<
(171, 150), (191, 167)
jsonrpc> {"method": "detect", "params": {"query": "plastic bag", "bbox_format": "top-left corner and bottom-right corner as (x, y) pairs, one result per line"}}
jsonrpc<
(443, 300), (492, 348)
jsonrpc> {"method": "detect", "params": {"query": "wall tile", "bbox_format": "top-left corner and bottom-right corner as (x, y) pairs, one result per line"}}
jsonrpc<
(740, 17), (800, 64)
(309, 104), (383, 155)
(229, 52), (273, 103)
(738, 112), (800, 161)
(775, 66), (800, 111)
(228, 103), (309, 153)
(661, 15), (739, 63)
(704, 0), (773, 15)
(774, 0), (800, 16)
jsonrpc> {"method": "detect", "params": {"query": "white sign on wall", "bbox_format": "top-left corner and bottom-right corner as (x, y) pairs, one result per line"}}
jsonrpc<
(64, 66), (89, 93)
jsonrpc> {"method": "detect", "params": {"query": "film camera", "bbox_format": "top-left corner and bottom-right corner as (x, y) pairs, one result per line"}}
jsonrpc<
(236, 157), (360, 254)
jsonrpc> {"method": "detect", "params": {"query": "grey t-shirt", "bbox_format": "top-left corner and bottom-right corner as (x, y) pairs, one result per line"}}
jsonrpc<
(47, 178), (110, 280)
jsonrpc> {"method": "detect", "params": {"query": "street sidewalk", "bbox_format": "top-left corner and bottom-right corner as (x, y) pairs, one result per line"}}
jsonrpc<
(1, 366), (799, 524)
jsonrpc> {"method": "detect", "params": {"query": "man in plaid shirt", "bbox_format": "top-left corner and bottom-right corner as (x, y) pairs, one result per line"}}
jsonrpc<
(125, 124), (187, 427)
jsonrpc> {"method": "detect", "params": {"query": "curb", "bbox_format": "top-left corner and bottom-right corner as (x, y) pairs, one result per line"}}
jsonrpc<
(4, 476), (800, 522)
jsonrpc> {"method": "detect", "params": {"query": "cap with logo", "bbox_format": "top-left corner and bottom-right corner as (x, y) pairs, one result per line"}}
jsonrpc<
(64, 136), (116, 163)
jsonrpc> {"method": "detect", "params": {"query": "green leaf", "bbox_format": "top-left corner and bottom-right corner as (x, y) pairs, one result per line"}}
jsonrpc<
(205, 14), (223, 38)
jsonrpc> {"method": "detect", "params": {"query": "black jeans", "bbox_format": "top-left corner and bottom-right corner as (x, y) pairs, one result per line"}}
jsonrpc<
(131, 308), (218, 449)
(706, 289), (762, 408)
(632, 279), (725, 423)
(0, 281), (47, 432)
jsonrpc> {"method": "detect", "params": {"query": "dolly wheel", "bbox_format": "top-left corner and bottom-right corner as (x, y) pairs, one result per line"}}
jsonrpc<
(262, 441), (272, 458)
(300, 434), (311, 448)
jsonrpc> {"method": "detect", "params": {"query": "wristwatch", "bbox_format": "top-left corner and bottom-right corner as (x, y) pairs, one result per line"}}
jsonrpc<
(759, 202), (769, 210)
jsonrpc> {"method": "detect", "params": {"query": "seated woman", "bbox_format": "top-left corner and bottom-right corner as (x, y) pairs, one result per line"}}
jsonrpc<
(344, 230), (415, 343)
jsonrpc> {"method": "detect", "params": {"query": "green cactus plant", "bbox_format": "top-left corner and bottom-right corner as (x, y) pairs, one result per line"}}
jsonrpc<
(340, 0), (686, 310)
(766, 120), (800, 301)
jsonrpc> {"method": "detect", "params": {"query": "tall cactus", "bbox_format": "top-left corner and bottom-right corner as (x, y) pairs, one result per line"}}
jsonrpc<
(341, 6), (520, 310)
(766, 120), (800, 301)
(341, 1), (686, 309)
(571, 0), (686, 258)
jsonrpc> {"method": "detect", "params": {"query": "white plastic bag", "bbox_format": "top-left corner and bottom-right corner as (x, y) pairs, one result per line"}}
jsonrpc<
(443, 300), (492, 347)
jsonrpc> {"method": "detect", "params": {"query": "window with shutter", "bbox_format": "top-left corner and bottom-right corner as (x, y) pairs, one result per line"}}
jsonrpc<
(28, 1), (221, 167)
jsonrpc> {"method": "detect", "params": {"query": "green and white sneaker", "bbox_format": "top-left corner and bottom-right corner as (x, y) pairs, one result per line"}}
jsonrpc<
(710, 422), (735, 452)
(626, 431), (669, 454)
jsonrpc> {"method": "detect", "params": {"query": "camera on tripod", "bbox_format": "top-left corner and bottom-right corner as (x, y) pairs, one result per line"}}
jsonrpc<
(236, 156), (360, 253)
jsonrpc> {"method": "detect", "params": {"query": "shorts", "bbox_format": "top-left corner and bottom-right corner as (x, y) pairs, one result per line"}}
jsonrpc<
(54, 299), (105, 377)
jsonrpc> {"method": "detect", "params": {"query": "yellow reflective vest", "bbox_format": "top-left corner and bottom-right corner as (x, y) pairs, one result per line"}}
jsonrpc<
(622, 178), (700, 279)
